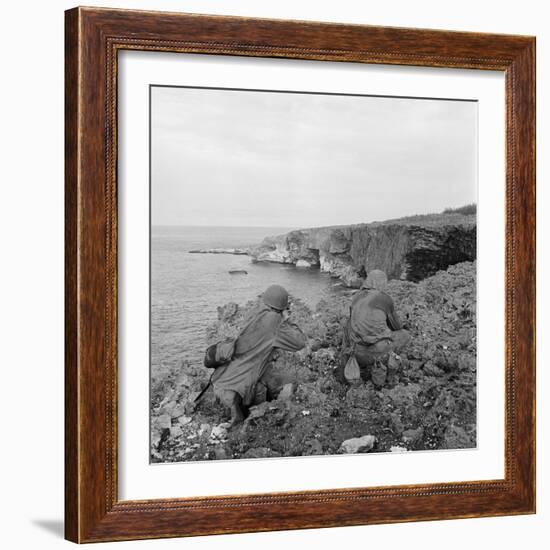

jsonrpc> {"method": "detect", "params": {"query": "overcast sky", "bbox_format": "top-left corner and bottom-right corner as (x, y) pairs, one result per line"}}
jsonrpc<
(151, 86), (477, 228)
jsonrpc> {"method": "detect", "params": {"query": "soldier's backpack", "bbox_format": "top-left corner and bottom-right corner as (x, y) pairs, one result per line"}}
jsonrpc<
(194, 338), (238, 405)
(203, 338), (237, 368)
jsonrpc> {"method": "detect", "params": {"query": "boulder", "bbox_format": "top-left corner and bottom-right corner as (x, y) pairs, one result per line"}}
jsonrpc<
(339, 435), (376, 454)
(210, 424), (229, 442)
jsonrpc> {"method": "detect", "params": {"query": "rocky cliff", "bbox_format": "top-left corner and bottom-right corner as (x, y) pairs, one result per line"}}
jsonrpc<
(250, 213), (476, 285)
(151, 261), (477, 462)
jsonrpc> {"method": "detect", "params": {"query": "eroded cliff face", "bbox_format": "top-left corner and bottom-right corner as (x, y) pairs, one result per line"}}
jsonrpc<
(250, 214), (476, 285)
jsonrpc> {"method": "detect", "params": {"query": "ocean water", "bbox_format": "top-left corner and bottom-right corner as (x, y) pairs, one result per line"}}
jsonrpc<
(151, 226), (344, 379)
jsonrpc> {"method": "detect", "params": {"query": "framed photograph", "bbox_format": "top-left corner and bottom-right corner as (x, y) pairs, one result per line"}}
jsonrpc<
(65, 7), (536, 543)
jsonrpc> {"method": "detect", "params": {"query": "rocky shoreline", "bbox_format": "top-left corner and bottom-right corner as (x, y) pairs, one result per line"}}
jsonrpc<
(188, 211), (476, 288)
(151, 261), (477, 463)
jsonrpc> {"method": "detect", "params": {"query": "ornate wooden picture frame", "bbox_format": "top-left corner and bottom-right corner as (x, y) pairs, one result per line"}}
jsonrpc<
(65, 6), (535, 543)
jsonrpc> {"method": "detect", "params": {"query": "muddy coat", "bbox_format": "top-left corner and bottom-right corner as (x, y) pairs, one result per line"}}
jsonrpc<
(212, 304), (306, 406)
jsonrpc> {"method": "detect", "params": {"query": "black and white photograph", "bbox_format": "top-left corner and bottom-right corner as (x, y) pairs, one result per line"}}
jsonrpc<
(149, 85), (478, 463)
(3, 0), (544, 547)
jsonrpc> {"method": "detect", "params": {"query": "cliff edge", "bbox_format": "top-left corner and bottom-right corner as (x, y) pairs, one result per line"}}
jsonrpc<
(250, 212), (476, 285)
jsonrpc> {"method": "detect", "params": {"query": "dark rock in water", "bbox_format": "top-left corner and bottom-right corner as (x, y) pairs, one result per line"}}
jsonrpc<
(249, 212), (476, 285)
(228, 269), (248, 275)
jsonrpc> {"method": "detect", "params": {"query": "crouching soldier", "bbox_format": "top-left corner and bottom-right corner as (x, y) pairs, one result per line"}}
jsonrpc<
(337, 270), (410, 387)
(212, 284), (306, 426)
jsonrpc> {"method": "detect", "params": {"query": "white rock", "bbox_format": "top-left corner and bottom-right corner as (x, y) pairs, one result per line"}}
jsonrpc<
(178, 415), (192, 426)
(296, 259), (312, 268)
(390, 446), (409, 453)
(339, 435), (376, 454)
(210, 424), (228, 441)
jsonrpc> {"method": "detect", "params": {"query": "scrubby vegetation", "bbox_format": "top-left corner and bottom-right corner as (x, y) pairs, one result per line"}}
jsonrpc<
(442, 203), (477, 216)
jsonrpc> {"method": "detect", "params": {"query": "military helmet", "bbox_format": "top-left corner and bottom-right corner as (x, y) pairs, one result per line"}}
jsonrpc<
(262, 284), (289, 311)
(362, 269), (388, 291)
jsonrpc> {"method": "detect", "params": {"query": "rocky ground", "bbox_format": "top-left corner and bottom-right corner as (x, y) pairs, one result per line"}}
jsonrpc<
(151, 261), (476, 463)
